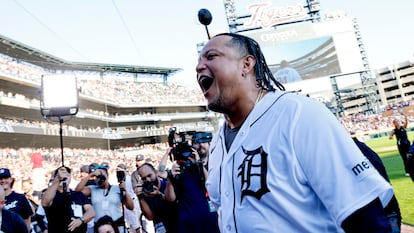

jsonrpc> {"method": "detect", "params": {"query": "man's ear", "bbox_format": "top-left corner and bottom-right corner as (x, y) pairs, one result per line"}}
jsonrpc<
(242, 55), (256, 75)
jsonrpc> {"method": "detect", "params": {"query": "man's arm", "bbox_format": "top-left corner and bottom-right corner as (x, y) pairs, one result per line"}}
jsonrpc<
(82, 203), (95, 224)
(342, 197), (391, 233)
(164, 178), (176, 202)
(41, 177), (59, 207)
(74, 174), (92, 196)
(137, 196), (155, 220)
(119, 181), (134, 210)
(389, 129), (395, 139)
(403, 114), (408, 128)
(158, 148), (171, 179)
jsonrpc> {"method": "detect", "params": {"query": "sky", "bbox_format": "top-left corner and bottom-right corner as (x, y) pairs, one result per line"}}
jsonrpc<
(1, 0), (413, 88)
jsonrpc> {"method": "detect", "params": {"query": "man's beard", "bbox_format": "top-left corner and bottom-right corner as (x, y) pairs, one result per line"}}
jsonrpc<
(207, 95), (226, 113)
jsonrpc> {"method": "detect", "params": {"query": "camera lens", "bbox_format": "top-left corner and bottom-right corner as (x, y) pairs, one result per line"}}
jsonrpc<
(142, 181), (154, 193)
(96, 174), (106, 186)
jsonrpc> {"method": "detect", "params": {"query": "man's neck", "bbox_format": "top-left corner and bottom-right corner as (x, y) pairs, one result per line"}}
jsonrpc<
(4, 189), (12, 196)
(226, 89), (267, 129)
(101, 183), (110, 189)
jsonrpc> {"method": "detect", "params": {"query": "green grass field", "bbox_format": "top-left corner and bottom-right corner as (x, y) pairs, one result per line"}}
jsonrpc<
(365, 137), (414, 226)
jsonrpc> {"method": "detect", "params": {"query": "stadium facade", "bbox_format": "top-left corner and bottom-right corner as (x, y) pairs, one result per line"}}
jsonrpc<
(0, 34), (218, 150)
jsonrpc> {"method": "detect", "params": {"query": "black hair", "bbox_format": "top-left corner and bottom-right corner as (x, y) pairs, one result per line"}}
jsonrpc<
(213, 33), (285, 92)
(137, 162), (156, 172)
(94, 215), (120, 233)
(52, 166), (72, 178)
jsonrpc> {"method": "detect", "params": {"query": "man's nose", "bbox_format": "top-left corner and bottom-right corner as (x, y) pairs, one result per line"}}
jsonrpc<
(196, 58), (207, 74)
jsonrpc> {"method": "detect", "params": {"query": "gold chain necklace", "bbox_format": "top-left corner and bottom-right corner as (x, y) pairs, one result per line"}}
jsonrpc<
(255, 89), (265, 104)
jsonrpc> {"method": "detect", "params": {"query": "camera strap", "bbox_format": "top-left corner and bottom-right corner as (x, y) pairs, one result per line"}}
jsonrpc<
(103, 185), (111, 197)
(205, 191), (216, 212)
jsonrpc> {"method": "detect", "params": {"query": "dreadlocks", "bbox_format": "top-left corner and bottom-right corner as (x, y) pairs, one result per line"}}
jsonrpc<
(214, 33), (285, 91)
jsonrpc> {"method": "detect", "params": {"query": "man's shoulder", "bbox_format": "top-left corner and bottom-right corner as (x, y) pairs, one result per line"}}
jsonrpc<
(131, 170), (140, 180)
(7, 191), (27, 200)
(70, 190), (88, 197)
(2, 207), (24, 220)
(70, 190), (91, 204)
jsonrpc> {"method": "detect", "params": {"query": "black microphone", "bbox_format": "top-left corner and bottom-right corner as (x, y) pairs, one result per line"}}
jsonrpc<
(61, 177), (68, 193)
(198, 8), (212, 26)
(198, 8), (213, 39)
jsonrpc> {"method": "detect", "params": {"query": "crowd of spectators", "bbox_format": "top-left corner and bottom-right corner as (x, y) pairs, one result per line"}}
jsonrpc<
(0, 52), (205, 106)
(340, 100), (414, 134)
(340, 113), (399, 133)
(0, 143), (172, 200)
(1, 115), (214, 138)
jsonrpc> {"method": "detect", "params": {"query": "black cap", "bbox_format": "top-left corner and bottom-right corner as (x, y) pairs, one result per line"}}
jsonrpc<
(0, 168), (11, 178)
(101, 162), (109, 169)
(80, 165), (90, 173)
(117, 164), (127, 171)
(136, 154), (144, 161)
(192, 132), (213, 143)
(89, 163), (99, 173)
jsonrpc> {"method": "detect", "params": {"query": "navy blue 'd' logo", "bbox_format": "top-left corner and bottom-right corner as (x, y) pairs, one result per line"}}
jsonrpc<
(238, 146), (270, 202)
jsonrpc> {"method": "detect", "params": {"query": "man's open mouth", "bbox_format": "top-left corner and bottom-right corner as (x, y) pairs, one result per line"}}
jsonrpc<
(198, 76), (214, 93)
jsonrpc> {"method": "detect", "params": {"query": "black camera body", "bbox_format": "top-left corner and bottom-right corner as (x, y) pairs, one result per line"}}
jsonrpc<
(168, 127), (213, 177)
(142, 180), (155, 193)
(96, 174), (106, 186)
(168, 127), (193, 161)
(168, 127), (213, 161)
(116, 171), (126, 183)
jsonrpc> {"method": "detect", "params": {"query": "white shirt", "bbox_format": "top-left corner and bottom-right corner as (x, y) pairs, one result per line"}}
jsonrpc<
(206, 91), (393, 233)
(274, 67), (302, 83)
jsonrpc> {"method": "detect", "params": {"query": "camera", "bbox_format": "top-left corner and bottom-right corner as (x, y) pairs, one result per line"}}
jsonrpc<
(168, 127), (213, 162)
(168, 127), (213, 177)
(96, 174), (106, 186)
(168, 127), (193, 161)
(116, 170), (126, 183)
(142, 181), (155, 193)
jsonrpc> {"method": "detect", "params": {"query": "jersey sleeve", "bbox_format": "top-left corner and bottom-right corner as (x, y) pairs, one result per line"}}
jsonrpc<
(292, 99), (393, 227)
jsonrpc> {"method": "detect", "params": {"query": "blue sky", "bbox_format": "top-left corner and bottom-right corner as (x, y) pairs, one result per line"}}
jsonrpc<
(1, 0), (413, 87)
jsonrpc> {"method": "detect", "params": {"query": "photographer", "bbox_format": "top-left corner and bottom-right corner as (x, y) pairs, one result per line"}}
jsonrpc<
(42, 166), (95, 233)
(164, 130), (219, 233)
(116, 164), (142, 233)
(75, 165), (134, 233)
(136, 162), (178, 233)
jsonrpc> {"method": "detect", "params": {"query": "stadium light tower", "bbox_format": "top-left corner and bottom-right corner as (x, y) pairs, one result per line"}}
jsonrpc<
(40, 74), (79, 166)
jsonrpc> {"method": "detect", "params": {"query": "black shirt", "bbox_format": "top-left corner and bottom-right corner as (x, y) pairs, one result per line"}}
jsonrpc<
(44, 190), (91, 233)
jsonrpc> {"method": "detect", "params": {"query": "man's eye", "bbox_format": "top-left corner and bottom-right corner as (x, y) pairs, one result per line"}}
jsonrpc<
(207, 54), (217, 60)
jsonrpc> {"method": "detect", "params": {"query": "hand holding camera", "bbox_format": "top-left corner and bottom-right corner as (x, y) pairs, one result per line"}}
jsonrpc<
(55, 167), (69, 193)
(118, 179), (126, 191)
(142, 181), (160, 197)
(56, 167), (69, 181)
(90, 170), (107, 186)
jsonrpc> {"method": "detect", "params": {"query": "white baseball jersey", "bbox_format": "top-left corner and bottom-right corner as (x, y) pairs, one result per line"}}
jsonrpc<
(206, 91), (393, 233)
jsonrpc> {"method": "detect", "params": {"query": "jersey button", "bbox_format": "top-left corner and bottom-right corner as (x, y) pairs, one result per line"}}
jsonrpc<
(226, 225), (231, 231)
(225, 191), (230, 196)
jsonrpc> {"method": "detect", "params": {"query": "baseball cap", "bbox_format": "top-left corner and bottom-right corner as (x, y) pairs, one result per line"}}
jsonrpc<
(136, 154), (144, 161)
(0, 168), (11, 178)
(89, 163), (99, 173)
(80, 165), (90, 173)
(117, 164), (127, 171)
(192, 132), (213, 143)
